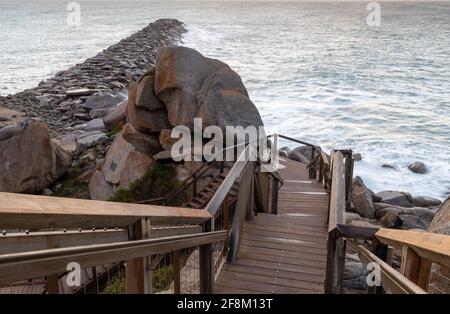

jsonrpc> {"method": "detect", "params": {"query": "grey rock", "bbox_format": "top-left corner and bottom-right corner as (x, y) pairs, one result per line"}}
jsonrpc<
(353, 153), (362, 161)
(86, 118), (107, 132)
(413, 196), (442, 208)
(376, 190), (414, 208)
(89, 108), (113, 119)
(381, 164), (398, 170)
(73, 113), (90, 121)
(408, 161), (428, 174)
(103, 100), (127, 131)
(353, 176), (382, 202)
(83, 93), (126, 111)
(352, 184), (375, 219)
(0, 124), (22, 141)
(399, 214), (428, 230)
(66, 88), (96, 97)
(76, 131), (109, 153)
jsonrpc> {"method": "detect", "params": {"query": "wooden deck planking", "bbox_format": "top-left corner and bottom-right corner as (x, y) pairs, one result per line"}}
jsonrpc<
(216, 157), (329, 294)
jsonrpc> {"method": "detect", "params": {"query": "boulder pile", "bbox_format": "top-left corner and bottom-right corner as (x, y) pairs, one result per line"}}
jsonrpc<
(347, 176), (442, 230)
(89, 46), (264, 200)
(0, 19), (185, 136)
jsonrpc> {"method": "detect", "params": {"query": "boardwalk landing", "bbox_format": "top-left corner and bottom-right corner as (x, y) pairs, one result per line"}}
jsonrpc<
(216, 157), (329, 294)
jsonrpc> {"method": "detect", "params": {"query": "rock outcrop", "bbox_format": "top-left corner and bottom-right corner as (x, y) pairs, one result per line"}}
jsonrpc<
(89, 46), (265, 200)
(0, 120), (72, 193)
(154, 47), (264, 131)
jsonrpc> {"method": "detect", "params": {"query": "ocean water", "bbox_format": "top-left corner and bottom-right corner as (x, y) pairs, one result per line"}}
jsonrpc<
(1, 1), (449, 199)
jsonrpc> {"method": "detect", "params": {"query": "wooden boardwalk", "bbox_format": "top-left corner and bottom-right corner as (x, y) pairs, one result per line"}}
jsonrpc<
(216, 157), (329, 294)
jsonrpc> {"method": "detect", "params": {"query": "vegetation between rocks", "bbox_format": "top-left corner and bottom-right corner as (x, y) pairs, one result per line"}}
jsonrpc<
(108, 163), (180, 203)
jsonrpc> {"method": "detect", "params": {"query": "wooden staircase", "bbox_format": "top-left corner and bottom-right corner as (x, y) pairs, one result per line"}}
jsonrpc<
(183, 172), (240, 209)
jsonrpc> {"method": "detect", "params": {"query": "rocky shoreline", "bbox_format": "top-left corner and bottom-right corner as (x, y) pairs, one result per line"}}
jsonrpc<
(0, 19), (185, 135)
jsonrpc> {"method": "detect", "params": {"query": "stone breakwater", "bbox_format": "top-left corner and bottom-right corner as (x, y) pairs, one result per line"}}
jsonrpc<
(0, 19), (186, 135)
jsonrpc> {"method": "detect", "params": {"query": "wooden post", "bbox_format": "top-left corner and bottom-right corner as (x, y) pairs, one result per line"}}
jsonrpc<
(368, 238), (389, 294)
(271, 177), (279, 215)
(199, 221), (214, 294)
(222, 194), (230, 257)
(400, 246), (432, 291)
(126, 219), (150, 294)
(309, 146), (316, 179)
(318, 155), (324, 183)
(173, 250), (181, 294)
(324, 229), (344, 294)
(92, 266), (99, 294)
(344, 151), (353, 210)
(228, 162), (254, 262)
(46, 274), (59, 294)
(46, 238), (59, 294)
(192, 178), (197, 197)
(245, 168), (255, 221)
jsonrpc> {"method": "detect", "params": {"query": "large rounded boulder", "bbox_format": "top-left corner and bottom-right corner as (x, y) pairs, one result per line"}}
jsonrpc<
(0, 120), (72, 193)
(154, 46), (263, 131)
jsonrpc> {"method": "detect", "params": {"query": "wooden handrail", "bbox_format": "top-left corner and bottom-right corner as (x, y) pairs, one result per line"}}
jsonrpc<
(0, 192), (212, 229)
(0, 230), (226, 285)
(328, 151), (345, 232)
(375, 228), (450, 269)
(357, 245), (427, 294)
(204, 144), (256, 216)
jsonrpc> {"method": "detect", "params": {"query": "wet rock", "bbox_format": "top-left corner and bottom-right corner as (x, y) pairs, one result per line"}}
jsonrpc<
(353, 153), (362, 161)
(381, 164), (398, 170)
(0, 120), (72, 193)
(376, 190), (414, 208)
(408, 161), (428, 174)
(413, 196), (442, 208)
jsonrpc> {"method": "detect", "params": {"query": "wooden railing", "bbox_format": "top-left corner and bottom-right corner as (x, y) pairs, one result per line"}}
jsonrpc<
(320, 150), (450, 294)
(0, 192), (225, 294)
(0, 139), (275, 294)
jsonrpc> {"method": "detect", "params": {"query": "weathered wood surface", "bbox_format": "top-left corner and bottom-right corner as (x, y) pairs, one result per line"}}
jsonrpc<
(0, 192), (211, 229)
(375, 228), (450, 269)
(0, 231), (226, 285)
(216, 157), (328, 294)
(357, 245), (427, 294)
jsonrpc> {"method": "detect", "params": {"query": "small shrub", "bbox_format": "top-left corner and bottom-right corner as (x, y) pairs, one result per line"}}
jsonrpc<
(108, 163), (179, 203)
(103, 277), (125, 294)
(152, 265), (173, 293)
